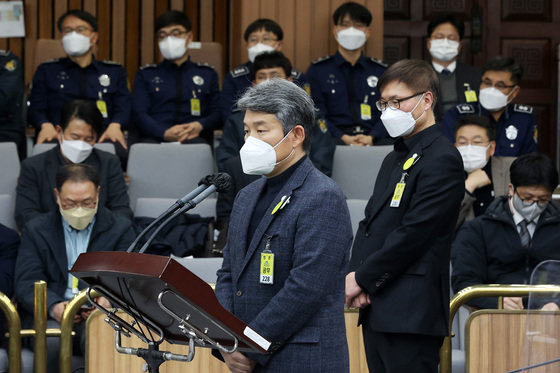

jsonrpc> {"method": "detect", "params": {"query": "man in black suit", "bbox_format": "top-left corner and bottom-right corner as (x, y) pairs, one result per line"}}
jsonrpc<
(345, 59), (464, 372)
(427, 14), (481, 120)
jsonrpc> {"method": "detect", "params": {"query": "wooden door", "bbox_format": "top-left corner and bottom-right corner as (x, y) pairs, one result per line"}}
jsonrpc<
(383, 0), (560, 160)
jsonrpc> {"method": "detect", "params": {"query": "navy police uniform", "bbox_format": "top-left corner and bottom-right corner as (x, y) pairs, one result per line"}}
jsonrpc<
(132, 58), (220, 142)
(0, 50), (24, 157)
(28, 57), (131, 130)
(306, 52), (389, 143)
(441, 102), (537, 157)
(220, 61), (308, 120)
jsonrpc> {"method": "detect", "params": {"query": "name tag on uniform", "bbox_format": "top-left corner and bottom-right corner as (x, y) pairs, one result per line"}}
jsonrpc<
(96, 100), (109, 118)
(72, 276), (79, 295)
(390, 182), (406, 207)
(360, 103), (372, 120)
(464, 90), (477, 103)
(190, 98), (201, 116)
(260, 252), (274, 285)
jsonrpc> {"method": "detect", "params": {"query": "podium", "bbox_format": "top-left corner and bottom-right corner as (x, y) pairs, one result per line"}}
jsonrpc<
(71, 252), (270, 372)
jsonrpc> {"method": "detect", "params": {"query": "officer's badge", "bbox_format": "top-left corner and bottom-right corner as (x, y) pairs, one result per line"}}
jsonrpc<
(193, 75), (204, 86)
(366, 75), (378, 88)
(4, 59), (16, 71)
(318, 119), (328, 133)
(98, 74), (110, 87)
(514, 104), (533, 114)
(457, 104), (475, 114)
(57, 71), (69, 80)
(151, 76), (163, 84)
(326, 74), (338, 85)
(505, 125), (518, 140)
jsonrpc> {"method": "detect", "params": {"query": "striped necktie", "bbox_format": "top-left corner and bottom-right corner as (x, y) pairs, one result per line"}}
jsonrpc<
(518, 219), (531, 248)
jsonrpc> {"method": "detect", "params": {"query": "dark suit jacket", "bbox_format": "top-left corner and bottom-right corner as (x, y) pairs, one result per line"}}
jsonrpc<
(15, 145), (132, 230)
(350, 124), (464, 337)
(14, 207), (135, 327)
(434, 61), (481, 121)
(215, 157), (352, 372)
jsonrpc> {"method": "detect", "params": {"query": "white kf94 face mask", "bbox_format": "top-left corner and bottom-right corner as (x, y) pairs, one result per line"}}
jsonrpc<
(429, 38), (459, 62)
(336, 27), (367, 50)
(239, 129), (294, 175)
(158, 36), (187, 60)
(62, 32), (92, 56)
(457, 144), (489, 173)
(60, 138), (93, 164)
(380, 93), (425, 138)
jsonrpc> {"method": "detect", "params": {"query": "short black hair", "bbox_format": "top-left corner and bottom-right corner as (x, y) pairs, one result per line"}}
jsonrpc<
(60, 99), (104, 139)
(483, 56), (524, 85)
(155, 10), (192, 32)
(377, 59), (439, 109)
(427, 14), (465, 39)
(57, 10), (98, 32)
(251, 51), (292, 81)
(333, 2), (372, 26)
(244, 19), (283, 42)
(454, 115), (496, 141)
(510, 153), (558, 192)
(56, 163), (100, 190)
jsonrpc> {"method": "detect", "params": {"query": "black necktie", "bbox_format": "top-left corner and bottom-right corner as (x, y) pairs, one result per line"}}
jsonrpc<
(442, 68), (451, 75)
(518, 220), (531, 248)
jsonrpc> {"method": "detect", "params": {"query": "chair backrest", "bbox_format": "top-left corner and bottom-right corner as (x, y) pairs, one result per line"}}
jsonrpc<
(346, 199), (367, 237)
(127, 143), (214, 209)
(331, 145), (392, 200)
(134, 197), (216, 219)
(32, 39), (66, 75)
(31, 143), (116, 157)
(0, 142), (20, 197)
(188, 41), (223, 83)
(0, 194), (16, 230)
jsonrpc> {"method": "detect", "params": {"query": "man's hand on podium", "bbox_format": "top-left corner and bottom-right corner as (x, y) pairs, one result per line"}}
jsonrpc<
(219, 350), (256, 373)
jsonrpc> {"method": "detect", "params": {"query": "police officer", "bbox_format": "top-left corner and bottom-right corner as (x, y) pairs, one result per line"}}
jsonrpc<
(306, 2), (389, 146)
(28, 10), (130, 163)
(220, 18), (307, 121)
(0, 49), (24, 158)
(442, 56), (536, 157)
(132, 11), (220, 145)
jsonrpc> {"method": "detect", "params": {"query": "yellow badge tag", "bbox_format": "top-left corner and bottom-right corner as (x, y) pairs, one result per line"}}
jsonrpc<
(96, 100), (108, 118)
(190, 98), (201, 116)
(260, 252), (274, 285)
(464, 90), (477, 103)
(390, 182), (406, 208)
(360, 103), (372, 120)
(72, 276), (79, 295)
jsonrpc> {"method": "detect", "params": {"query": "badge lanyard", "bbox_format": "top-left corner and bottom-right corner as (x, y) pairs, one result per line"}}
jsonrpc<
(463, 83), (477, 103)
(390, 153), (421, 208)
(96, 91), (109, 118)
(190, 90), (201, 116)
(259, 195), (291, 285)
(360, 94), (372, 120)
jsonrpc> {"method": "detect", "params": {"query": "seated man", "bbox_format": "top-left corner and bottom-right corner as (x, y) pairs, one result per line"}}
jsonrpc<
(28, 10), (131, 163)
(14, 164), (135, 373)
(452, 153), (560, 311)
(306, 1), (389, 145)
(132, 10), (220, 145)
(16, 99), (132, 230)
(442, 56), (536, 157)
(426, 14), (481, 120)
(454, 115), (515, 229)
(220, 18), (307, 120)
(0, 49), (25, 159)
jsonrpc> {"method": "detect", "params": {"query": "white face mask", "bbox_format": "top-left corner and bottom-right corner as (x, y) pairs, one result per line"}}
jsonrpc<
(248, 43), (276, 63)
(59, 204), (98, 231)
(336, 27), (367, 50)
(429, 38), (459, 62)
(512, 193), (547, 222)
(240, 129), (294, 175)
(60, 137), (93, 164)
(457, 145), (489, 173)
(479, 87), (514, 112)
(158, 36), (187, 60)
(62, 32), (92, 56)
(380, 93), (425, 138)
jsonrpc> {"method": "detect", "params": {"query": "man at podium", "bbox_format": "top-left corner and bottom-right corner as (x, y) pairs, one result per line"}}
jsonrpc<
(214, 79), (353, 372)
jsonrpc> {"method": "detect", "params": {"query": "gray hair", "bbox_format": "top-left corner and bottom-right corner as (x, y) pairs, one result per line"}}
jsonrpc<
(237, 78), (315, 151)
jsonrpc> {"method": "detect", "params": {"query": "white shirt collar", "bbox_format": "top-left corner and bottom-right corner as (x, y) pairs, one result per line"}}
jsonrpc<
(432, 61), (457, 73)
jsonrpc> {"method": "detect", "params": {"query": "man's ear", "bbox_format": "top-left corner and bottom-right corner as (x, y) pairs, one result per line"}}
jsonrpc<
(291, 125), (306, 148)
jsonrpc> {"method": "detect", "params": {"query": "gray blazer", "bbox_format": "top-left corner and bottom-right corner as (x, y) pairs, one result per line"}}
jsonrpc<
(215, 157), (352, 372)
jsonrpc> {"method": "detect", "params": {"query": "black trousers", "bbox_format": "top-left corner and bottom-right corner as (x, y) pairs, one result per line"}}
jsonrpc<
(362, 326), (443, 373)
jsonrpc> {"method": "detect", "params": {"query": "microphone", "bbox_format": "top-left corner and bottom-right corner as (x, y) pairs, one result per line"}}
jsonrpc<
(126, 174), (216, 253)
(137, 173), (231, 254)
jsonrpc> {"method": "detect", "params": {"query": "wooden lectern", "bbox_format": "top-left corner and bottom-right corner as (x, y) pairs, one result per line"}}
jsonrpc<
(71, 252), (270, 372)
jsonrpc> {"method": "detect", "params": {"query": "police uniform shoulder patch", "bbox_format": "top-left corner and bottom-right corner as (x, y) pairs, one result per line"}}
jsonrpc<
(101, 60), (123, 66)
(230, 65), (250, 78)
(196, 62), (215, 69)
(139, 63), (157, 70)
(513, 104), (533, 114)
(312, 55), (331, 64)
(369, 57), (388, 67)
(291, 69), (302, 79)
(4, 59), (16, 72)
(456, 103), (475, 114)
(0, 50), (10, 56)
